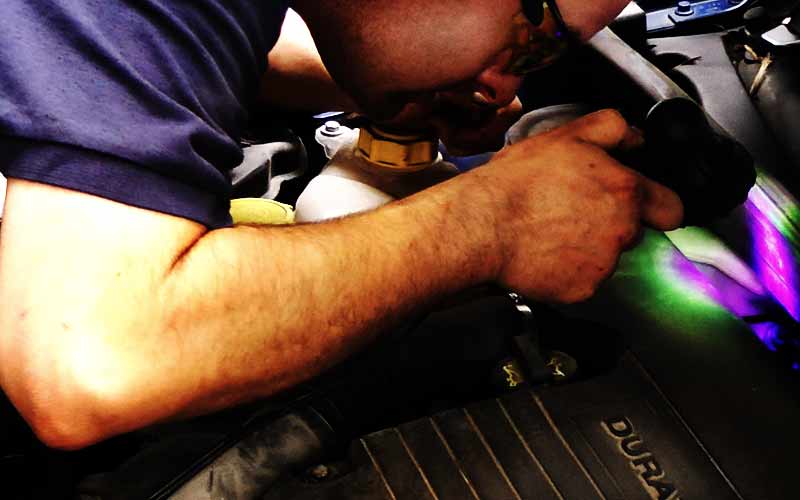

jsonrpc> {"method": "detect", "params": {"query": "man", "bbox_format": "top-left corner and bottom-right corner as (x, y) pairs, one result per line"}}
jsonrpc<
(0, 0), (683, 450)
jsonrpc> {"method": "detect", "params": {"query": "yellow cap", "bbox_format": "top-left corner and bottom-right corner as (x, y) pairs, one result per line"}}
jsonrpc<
(356, 126), (438, 172)
(230, 198), (295, 225)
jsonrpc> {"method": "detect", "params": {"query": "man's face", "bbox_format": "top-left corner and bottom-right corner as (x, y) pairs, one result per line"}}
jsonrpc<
(311, 0), (631, 124)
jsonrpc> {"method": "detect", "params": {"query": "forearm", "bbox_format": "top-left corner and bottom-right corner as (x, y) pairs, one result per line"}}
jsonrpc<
(3, 174), (498, 447)
(156, 182), (496, 415)
(259, 9), (358, 112)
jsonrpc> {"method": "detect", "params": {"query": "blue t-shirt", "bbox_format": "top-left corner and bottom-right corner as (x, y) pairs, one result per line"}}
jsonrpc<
(0, 1), (289, 228)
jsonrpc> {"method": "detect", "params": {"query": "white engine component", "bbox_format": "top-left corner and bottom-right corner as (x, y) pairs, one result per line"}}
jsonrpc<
(295, 122), (459, 223)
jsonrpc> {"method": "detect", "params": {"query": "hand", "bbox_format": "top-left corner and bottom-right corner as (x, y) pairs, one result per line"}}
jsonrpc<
(471, 109), (683, 303)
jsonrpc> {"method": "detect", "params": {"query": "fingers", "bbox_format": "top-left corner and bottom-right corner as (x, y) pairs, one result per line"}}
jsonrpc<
(559, 110), (684, 230)
(556, 109), (642, 152)
(608, 166), (684, 233)
(638, 175), (684, 230)
(617, 126), (645, 152)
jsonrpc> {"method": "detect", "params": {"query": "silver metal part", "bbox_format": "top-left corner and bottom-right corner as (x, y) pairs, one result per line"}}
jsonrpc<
(231, 138), (308, 201)
(315, 121), (358, 159)
(762, 18), (800, 47)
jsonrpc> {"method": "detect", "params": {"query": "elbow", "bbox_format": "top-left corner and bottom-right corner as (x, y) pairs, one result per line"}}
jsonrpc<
(9, 380), (120, 451)
(3, 383), (111, 451)
(24, 402), (110, 451)
(1, 336), (140, 450)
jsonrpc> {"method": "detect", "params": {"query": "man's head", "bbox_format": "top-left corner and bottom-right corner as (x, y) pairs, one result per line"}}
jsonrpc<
(292, 0), (631, 121)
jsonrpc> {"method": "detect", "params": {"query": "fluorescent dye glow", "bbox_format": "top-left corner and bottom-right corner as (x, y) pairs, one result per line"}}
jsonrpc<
(667, 227), (765, 295)
(751, 322), (781, 352)
(626, 232), (732, 318)
(649, 230), (762, 318)
(583, 232), (766, 356)
(665, 227), (769, 318)
(754, 173), (800, 247)
(662, 246), (724, 307)
(653, 179), (800, 355)
(746, 184), (800, 320)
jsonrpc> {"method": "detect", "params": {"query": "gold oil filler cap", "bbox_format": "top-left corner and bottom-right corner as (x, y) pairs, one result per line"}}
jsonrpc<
(356, 126), (438, 172)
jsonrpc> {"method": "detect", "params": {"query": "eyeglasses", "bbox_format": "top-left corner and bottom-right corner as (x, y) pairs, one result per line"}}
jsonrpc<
(506, 0), (575, 75)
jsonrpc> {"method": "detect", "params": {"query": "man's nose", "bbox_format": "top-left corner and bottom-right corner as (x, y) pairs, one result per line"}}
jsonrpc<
(474, 58), (523, 108)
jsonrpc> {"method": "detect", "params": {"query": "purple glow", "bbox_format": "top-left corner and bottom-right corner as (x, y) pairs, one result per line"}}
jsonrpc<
(668, 251), (723, 302)
(793, 362), (800, 371)
(745, 194), (800, 321)
(662, 185), (799, 357)
(666, 248), (764, 318)
(751, 323), (781, 352)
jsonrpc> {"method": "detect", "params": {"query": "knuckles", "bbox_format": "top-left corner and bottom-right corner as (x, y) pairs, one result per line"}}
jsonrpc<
(605, 173), (645, 220)
(583, 108), (629, 137)
(613, 174), (641, 198)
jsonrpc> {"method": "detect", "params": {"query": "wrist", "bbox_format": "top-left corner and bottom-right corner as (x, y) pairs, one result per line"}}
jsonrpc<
(436, 170), (506, 286)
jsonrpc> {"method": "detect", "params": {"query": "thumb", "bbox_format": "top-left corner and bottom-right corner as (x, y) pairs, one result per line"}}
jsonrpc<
(556, 109), (642, 151)
(639, 174), (685, 230)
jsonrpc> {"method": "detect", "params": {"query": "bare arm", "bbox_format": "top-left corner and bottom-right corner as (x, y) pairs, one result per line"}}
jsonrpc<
(0, 171), (497, 449)
(0, 111), (682, 450)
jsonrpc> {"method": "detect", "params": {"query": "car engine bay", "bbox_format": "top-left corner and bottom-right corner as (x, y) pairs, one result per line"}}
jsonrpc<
(2, 1), (800, 499)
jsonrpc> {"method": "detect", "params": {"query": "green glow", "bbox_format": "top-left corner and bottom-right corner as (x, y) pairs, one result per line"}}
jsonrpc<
(666, 227), (764, 295)
(628, 234), (725, 309)
(581, 230), (748, 339)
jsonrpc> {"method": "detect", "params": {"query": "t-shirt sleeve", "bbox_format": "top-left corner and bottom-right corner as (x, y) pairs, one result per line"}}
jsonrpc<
(0, 0), (288, 228)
